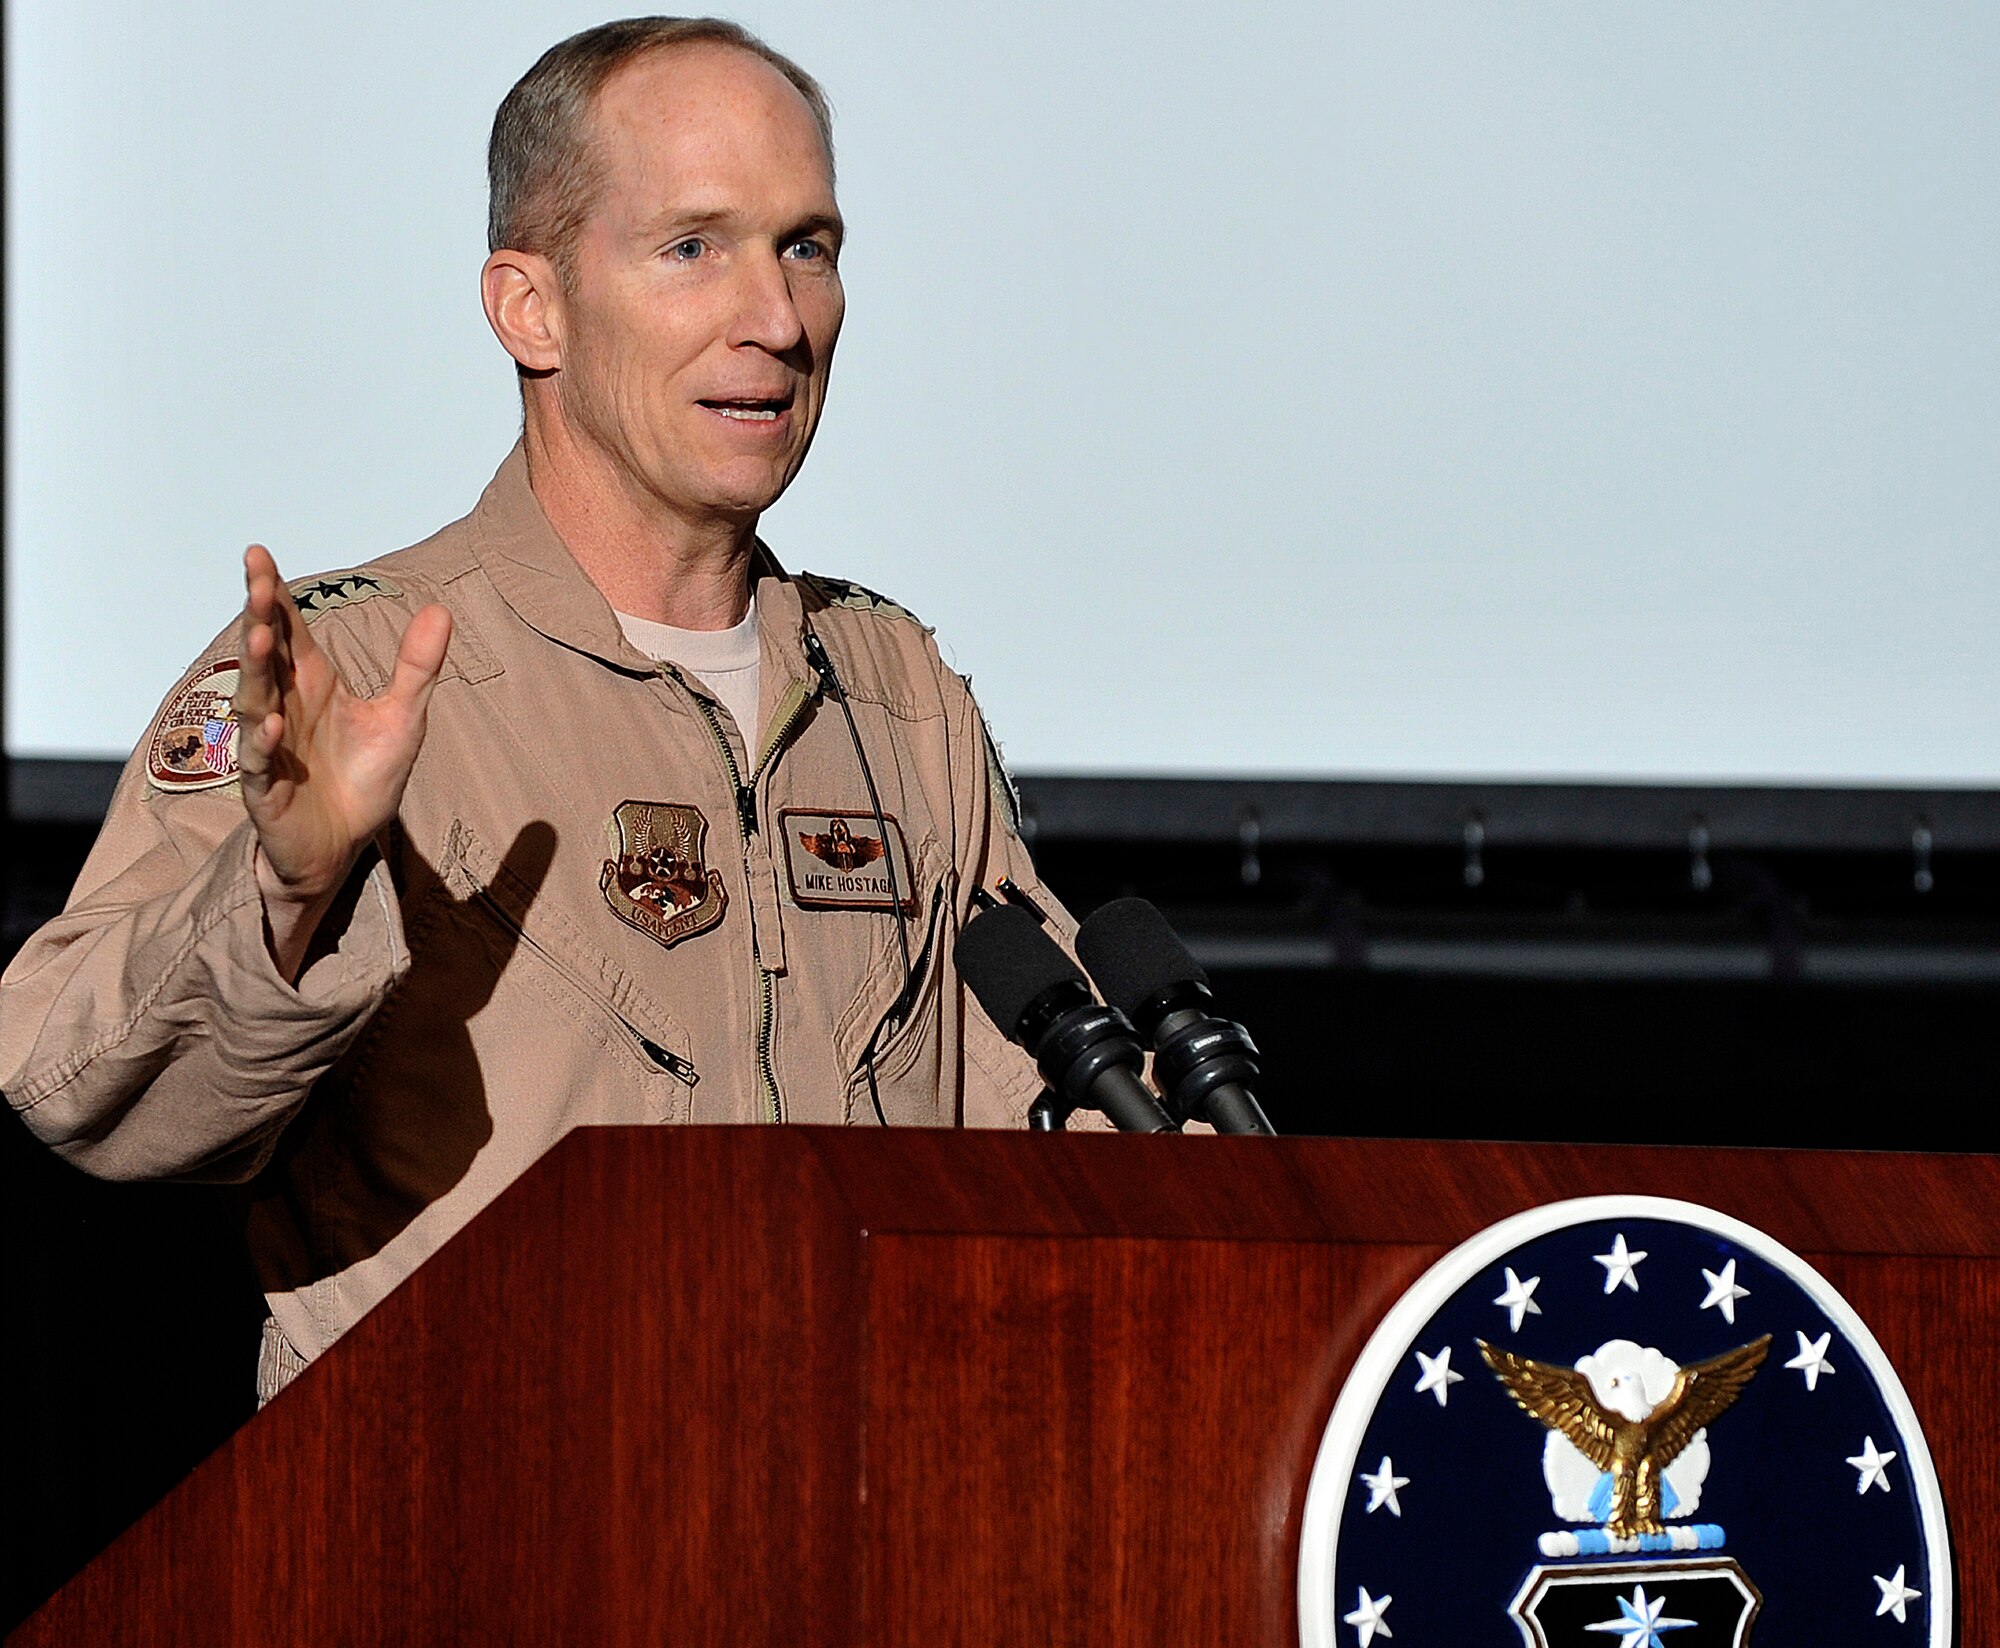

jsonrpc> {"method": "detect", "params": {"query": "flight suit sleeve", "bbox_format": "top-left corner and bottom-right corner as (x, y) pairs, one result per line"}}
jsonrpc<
(939, 669), (1101, 1130)
(0, 647), (411, 1183)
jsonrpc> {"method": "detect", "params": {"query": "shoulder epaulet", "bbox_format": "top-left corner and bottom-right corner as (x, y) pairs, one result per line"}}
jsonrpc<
(800, 571), (928, 630)
(961, 674), (1025, 838)
(287, 567), (403, 624)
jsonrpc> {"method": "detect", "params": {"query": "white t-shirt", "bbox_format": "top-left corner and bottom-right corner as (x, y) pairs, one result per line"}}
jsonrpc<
(616, 598), (762, 753)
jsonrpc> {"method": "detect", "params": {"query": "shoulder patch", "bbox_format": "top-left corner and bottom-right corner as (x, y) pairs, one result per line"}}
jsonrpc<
(802, 572), (927, 629)
(146, 657), (242, 792)
(288, 568), (401, 623)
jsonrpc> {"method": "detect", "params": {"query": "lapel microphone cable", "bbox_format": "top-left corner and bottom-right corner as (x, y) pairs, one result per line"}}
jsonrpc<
(801, 622), (914, 1127)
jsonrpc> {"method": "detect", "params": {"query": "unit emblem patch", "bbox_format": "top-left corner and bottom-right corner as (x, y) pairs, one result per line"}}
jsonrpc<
(780, 809), (917, 913)
(146, 658), (242, 792)
(1297, 1197), (1951, 1648)
(599, 801), (727, 949)
(289, 569), (400, 622)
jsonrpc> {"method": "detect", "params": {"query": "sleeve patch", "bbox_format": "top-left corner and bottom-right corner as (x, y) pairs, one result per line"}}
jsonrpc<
(146, 657), (242, 792)
(289, 569), (401, 622)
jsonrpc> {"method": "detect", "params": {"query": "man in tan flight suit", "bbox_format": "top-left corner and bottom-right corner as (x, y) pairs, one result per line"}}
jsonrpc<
(0, 19), (1072, 1398)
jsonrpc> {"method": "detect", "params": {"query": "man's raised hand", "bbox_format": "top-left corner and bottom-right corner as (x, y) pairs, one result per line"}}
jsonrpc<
(235, 544), (452, 976)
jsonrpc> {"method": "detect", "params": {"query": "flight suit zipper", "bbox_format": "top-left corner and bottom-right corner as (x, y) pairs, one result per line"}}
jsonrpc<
(669, 667), (817, 1122)
(470, 887), (698, 1085)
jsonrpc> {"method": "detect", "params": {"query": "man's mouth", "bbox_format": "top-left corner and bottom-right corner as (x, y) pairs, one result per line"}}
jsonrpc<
(699, 396), (792, 423)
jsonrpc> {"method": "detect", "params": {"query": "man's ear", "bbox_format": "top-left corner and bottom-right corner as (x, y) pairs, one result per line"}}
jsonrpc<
(481, 249), (564, 374)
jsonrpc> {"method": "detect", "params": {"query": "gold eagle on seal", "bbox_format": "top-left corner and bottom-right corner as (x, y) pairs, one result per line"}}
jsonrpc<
(1478, 1333), (1771, 1537)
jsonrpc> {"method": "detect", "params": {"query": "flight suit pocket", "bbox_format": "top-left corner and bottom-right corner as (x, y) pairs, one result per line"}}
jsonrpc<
(441, 819), (698, 1116)
(843, 874), (950, 1124)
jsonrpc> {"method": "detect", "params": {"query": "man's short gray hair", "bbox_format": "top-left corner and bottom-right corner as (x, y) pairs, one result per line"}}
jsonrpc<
(487, 17), (834, 282)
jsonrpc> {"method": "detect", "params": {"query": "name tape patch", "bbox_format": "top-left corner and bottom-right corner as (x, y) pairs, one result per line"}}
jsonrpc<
(781, 809), (918, 913)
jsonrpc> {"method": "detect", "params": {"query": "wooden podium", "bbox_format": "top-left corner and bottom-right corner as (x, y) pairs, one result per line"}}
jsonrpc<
(15, 1130), (1996, 1645)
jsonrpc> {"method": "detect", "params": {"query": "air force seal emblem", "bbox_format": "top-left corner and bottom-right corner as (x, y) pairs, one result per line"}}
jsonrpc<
(1299, 1197), (1951, 1647)
(146, 657), (242, 792)
(599, 801), (727, 950)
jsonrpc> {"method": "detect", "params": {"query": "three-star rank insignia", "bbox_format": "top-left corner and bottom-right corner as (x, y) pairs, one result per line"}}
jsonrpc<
(145, 657), (242, 792)
(800, 572), (925, 628)
(1297, 1197), (1952, 1648)
(288, 569), (400, 622)
(599, 801), (727, 950)
(780, 809), (917, 913)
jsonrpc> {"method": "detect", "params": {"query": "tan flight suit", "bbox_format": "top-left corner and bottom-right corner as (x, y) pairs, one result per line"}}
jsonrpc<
(0, 446), (1073, 1380)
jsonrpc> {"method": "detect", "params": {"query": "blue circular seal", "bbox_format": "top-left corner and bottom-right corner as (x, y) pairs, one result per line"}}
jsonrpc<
(1299, 1196), (1950, 1647)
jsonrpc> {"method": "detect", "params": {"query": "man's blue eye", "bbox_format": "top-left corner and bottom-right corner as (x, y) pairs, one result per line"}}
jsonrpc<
(670, 239), (703, 260)
(785, 240), (823, 261)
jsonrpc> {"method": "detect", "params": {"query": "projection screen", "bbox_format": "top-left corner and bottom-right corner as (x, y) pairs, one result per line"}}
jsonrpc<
(7, 2), (1997, 783)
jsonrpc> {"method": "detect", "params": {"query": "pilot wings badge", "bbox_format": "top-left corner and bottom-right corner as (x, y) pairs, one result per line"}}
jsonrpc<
(1297, 1197), (1952, 1648)
(799, 816), (885, 874)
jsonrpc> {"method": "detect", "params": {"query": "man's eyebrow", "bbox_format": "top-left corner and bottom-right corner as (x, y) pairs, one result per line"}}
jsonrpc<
(786, 211), (845, 245)
(636, 204), (845, 244)
(637, 204), (737, 240)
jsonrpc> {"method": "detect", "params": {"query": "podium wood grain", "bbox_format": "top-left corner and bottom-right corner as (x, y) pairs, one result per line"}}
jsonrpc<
(15, 1131), (1996, 1645)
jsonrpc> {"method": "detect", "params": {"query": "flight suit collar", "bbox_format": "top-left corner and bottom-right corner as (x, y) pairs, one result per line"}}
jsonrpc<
(470, 442), (817, 740)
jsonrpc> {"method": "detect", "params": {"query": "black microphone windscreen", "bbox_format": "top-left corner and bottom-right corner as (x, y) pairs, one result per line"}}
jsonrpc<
(1075, 897), (1209, 1015)
(954, 904), (1086, 1040)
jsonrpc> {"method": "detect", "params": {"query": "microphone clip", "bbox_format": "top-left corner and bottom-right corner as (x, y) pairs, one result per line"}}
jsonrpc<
(1149, 1010), (1262, 1129)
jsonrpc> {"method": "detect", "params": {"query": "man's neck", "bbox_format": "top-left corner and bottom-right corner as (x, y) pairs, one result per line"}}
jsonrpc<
(523, 415), (755, 631)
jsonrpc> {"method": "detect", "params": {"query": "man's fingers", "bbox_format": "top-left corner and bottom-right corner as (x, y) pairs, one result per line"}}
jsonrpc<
(383, 604), (454, 713)
(236, 594), (283, 720)
(238, 544), (295, 707)
(238, 543), (342, 729)
(243, 542), (281, 596)
(238, 708), (286, 783)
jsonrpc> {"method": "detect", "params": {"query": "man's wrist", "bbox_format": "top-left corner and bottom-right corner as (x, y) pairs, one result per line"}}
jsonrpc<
(253, 843), (350, 980)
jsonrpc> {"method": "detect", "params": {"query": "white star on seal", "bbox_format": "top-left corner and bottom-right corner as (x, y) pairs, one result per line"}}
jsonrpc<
(1343, 1585), (1394, 1644)
(1493, 1267), (1544, 1332)
(1847, 1435), (1897, 1495)
(1413, 1345), (1464, 1407)
(1359, 1456), (1410, 1516)
(1583, 1584), (1694, 1648)
(1785, 1329), (1835, 1391)
(1873, 1564), (1922, 1622)
(1594, 1233), (1647, 1294)
(1699, 1259), (1750, 1325)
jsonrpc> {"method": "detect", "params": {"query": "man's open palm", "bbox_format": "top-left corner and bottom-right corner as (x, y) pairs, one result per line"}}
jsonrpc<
(235, 544), (452, 921)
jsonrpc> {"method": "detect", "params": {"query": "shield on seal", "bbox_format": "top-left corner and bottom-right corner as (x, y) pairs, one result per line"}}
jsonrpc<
(599, 800), (727, 951)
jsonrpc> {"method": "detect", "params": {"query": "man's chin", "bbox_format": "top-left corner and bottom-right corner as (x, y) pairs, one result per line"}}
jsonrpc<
(684, 457), (802, 521)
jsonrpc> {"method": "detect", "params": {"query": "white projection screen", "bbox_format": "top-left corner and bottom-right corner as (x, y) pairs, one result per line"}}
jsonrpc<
(7, 2), (1997, 783)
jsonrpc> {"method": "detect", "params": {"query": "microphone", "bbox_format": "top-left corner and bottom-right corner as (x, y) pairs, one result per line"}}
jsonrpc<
(955, 905), (1179, 1133)
(1076, 898), (1278, 1136)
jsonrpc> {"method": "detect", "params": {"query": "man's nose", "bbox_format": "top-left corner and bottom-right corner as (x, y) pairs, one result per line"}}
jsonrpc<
(727, 245), (807, 356)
